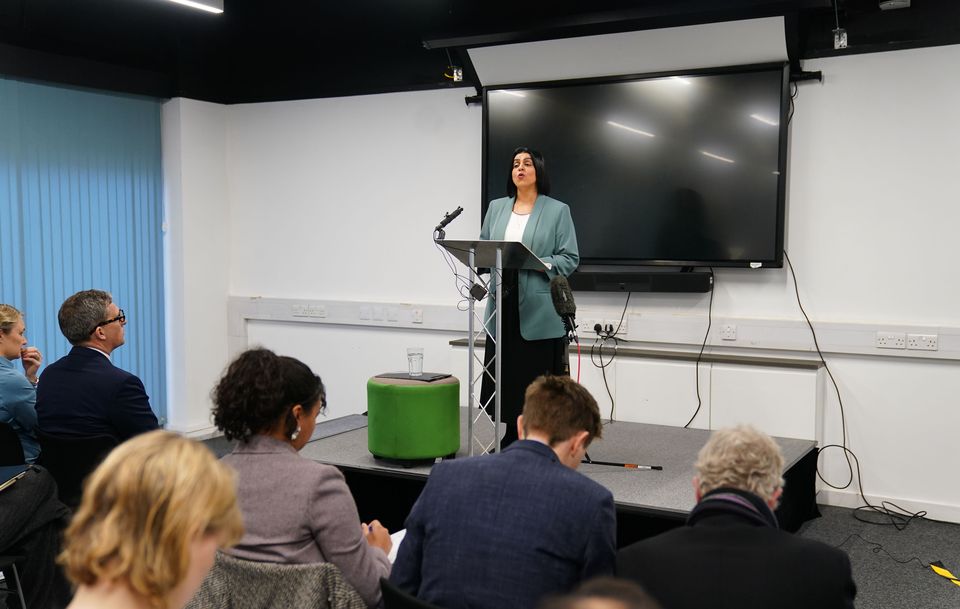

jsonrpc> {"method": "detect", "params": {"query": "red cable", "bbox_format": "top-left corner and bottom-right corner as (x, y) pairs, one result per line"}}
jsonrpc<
(576, 340), (581, 383)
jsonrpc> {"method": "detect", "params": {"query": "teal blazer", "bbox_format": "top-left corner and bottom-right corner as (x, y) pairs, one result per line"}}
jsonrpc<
(480, 195), (579, 340)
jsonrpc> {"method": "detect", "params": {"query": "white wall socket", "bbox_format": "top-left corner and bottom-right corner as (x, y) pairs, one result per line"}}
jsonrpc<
(876, 331), (906, 349)
(906, 333), (938, 351)
(603, 318), (628, 337)
(578, 318), (625, 337)
(719, 324), (737, 341)
(580, 318), (600, 336)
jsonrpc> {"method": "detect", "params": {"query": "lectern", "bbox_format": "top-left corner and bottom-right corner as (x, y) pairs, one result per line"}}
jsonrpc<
(436, 239), (548, 455)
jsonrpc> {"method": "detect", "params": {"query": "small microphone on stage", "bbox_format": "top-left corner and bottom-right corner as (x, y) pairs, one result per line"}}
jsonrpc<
(550, 275), (577, 343)
(434, 206), (464, 239)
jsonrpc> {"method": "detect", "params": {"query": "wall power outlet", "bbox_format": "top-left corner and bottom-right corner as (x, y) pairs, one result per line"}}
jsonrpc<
(875, 331), (906, 349)
(906, 333), (938, 351)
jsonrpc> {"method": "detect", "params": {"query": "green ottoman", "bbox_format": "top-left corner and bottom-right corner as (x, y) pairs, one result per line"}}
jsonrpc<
(367, 374), (460, 461)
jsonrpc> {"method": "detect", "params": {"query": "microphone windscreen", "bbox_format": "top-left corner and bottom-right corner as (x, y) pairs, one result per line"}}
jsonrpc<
(549, 276), (577, 317)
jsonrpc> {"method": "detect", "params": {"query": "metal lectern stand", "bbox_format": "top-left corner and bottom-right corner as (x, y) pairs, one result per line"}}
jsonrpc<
(437, 240), (548, 455)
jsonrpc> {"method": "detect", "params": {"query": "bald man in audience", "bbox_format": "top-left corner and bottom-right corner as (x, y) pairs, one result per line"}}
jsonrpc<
(391, 375), (616, 609)
(617, 425), (856, 609)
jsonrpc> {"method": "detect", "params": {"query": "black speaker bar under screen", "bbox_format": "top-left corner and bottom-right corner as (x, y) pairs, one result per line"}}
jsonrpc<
(569, 269), (713, 293)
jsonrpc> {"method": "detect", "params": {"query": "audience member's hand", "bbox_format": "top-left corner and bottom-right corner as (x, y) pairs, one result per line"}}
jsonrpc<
(20, 346), (42, 383)
(362, 520), (392, 554)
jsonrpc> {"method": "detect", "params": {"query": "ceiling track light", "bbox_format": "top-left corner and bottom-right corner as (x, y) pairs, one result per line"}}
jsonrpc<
(165, 0), (223, 14)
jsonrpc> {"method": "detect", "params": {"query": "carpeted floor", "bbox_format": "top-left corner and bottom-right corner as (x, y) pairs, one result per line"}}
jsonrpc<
(798, 505), (960, 609)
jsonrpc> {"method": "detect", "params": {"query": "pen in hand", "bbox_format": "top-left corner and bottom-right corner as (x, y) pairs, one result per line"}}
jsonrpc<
(362, 520), (393, 554)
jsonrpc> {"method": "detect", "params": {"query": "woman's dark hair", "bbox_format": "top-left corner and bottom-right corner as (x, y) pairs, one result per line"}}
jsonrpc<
(505, 146), (551, 197)
(212, 348), (324, 442)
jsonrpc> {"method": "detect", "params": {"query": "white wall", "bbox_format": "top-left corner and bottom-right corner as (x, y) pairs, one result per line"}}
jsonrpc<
(781, 46), (960, 519)
(162, 98), (231, 433)
(787, 49), (960, 325)
(226, 89), (482, 302)
(165, 45), (960, 521)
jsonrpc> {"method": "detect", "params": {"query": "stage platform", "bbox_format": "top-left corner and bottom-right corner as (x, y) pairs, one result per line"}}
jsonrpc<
(300, 410), (819, 546)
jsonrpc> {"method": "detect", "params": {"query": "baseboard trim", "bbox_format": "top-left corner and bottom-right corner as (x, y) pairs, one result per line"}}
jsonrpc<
(817, 488), (960, 525)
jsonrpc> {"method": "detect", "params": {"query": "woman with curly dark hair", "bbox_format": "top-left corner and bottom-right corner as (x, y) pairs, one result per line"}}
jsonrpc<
(212, 348), (391, 608)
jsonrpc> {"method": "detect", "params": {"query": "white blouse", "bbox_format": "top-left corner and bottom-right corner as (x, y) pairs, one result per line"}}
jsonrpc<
(504, 211), (530, 243)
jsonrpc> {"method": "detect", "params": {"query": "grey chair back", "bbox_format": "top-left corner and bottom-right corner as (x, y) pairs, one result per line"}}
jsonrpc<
(186, 551), (366, 609)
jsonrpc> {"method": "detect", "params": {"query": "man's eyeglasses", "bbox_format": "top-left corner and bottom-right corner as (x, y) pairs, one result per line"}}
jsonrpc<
(91, 309), (126, 334)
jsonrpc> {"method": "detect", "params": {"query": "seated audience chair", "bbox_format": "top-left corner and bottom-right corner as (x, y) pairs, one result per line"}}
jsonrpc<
(0, 423), (25, 466)
(0, 554), (27, 609)
(0, 466), (72, 609)
(380, 577), (445, 609)
(186, 551), (366, 609)
(36, 431), (117, 509)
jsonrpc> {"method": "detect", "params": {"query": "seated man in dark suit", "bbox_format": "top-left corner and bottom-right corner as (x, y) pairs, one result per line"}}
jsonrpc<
(617, 425), (856, 609)
(36, 289), (158, 442)
(391, 375), (616, 609)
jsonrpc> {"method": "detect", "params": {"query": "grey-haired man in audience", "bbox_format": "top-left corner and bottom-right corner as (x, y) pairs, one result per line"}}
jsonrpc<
(617, 425), (856, 609)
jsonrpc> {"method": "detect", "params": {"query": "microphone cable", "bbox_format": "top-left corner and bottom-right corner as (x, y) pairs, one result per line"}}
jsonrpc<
(783, 250), (927, 530)
(684, 269), (714, 429)
(576, 339), (581, 383)
(590, 291), (631, 422)
(433, 228), (478, 311)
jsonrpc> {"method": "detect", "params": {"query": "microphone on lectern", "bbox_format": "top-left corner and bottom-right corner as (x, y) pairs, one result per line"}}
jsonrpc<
(434, 206), (464, 239)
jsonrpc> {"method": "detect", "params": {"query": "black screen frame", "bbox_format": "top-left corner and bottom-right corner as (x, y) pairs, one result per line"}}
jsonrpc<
(480, 62), (790, 269)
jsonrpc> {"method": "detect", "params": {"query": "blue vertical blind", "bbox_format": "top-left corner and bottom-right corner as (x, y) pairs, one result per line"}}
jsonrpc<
(0, 77), (166, 421)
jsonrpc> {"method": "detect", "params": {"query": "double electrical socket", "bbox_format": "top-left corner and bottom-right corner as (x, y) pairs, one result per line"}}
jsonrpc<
(360, 306), (401, 322)
(581, 317), (628, 338)
(907, 333), (938, 351)
(875, 331), (938, 351)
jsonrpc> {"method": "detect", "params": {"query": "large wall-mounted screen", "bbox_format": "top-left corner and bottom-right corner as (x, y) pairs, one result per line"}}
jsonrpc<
(483, 64), (789, 268)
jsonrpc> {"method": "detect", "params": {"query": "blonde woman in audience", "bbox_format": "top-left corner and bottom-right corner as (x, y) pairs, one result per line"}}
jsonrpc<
(60, 430), (243, 609)
(212, 348), (391, 608)
(0, 304), (42, 462)
(538, 577), (662, 609)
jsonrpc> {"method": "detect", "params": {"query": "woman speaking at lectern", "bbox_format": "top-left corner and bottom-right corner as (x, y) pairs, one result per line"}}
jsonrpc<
(479, 147), (579, 447)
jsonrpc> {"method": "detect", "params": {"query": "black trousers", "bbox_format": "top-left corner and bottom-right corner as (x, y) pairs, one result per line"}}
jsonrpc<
(0, 466), (72, 609)
(480, 269), (566, 448)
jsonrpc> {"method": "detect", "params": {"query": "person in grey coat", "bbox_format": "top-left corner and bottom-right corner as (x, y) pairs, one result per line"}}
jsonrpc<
(212, 348), (391, 608)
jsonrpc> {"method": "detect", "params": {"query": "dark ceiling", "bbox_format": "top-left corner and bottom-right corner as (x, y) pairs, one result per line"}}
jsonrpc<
(0, 0), (957, 103)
